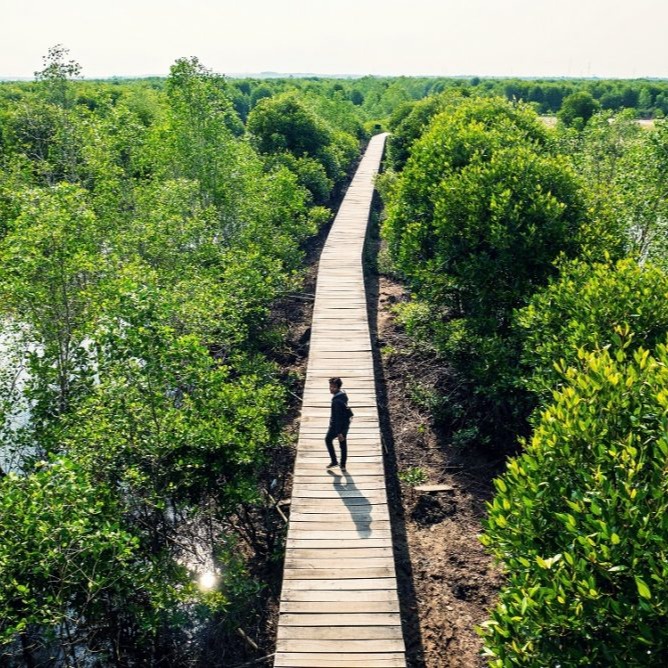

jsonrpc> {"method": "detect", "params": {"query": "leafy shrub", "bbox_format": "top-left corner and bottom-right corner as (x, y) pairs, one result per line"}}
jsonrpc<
(558, 91), (600, 129)
(383, 98), (551, 295)
(386, 93), (452, 171)
(413, 146), (585, 327)
(247, 92), (359, 200)
(382, 100), (587, 446)
(518, 257), (668, 404)
(247, 92), (331, 157)
(0, 459), (222, 646)
(481, 344), (668, 666)
(398, 466), (428, 486)
(552, 111), (668, 264)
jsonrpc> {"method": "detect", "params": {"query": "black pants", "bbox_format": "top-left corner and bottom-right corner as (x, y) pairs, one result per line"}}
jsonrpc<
(325, 429), (347, 468)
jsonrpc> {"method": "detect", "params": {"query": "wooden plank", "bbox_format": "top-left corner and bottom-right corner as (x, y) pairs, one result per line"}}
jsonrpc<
(297, 438), (380, 446)
(289, 547), (394, 559)
(279, 613), (401, 627)
(276, 639), (405, 653)
(293, 486), (385, 493)
(277, 626), (404, 640)
(298, 430), (380, 436)
(287, 530), (392, 539)
(291, 489), (382, 497)
(284, 567), (395, 580)
(297, 447), (380, 454)
(292, 463), (383, 471)
(296, 456), (382, 465)
(280, 600), (400, 614)
(291, 475), (385, 484)
(414, 484), (455, 493)
(290, 505), (385, 516)
(280, 588), (399, 602)
(293, 452), (384, 461)
(298, 445), (381, 451)
(301, 426), (378, 430)
(288, 521), (390, 533)
(296, 443), (380, 449)
(292, 466), (385, 475)
(290, 515), (387, 527)
(291, 474), (384, 482)
(274, 654), (405, 668)
(298, 433), (381, 439)
(291, 489), (386, 499)
(285, 558), (394, 569)
(290, 506), (389, 523)
(290, 507), (387, 518)
(300, 402), (377, 410)
(290, 486), (383, 495)
(280, 577), (396, 591)
(291, 478), (386, 486)
(290, 502), (385, 512)
(287, 512), (378, 525)
(308, 351), (371, 358)
(287, 514), (381, 529)
(287, 538), (393, 549)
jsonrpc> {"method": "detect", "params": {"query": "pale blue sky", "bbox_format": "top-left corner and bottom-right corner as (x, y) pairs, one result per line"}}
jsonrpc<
(2, 0), (667, 79)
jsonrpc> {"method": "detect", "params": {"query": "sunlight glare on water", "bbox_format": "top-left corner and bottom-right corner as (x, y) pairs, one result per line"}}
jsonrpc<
(198, 570), (218, 590)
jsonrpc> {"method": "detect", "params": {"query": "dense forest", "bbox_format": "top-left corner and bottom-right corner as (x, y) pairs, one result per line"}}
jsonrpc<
(0, 47), (375, 666)
(1, 45), (667, 666)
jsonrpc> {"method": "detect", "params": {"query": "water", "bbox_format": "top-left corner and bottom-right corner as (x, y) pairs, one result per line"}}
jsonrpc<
(0, 321), (35, 474)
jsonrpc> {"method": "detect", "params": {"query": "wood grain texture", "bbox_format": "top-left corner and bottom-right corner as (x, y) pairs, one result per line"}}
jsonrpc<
(275, 134), (406, 666)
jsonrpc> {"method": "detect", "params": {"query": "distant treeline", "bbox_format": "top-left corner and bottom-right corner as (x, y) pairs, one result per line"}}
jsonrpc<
(4, 75), (668, 126)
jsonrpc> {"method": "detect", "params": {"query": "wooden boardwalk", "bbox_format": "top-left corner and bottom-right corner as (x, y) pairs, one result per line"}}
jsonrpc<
(275, 134), (407, 667)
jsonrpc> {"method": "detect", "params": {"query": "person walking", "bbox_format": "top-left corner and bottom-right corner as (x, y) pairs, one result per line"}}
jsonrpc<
(325, 376), (352, 472)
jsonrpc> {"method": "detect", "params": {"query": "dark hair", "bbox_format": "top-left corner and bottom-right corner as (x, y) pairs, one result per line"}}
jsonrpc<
(329, 377), (342, 389)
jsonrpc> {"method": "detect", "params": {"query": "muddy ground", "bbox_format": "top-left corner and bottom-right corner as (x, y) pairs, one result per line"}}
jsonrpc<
(364, 210), (505, 668)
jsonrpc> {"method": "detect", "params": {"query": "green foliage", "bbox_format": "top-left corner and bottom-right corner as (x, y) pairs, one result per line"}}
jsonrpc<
(34, 44), (81, 109)
(616, 119), (668, 266)
(248, 92), (331, 157)
(481, 344), (668, 666)
(0, 54), (368, 662)
(558, 91), (600, 129)
(384, 97), (548, 268)
(268, 152), (333, 204)
(70, 325), (285, 507)
(247, 91), (359, 202)
(464, 77), (668, 118)
(0, 184), (103, 447)
(386, 92), (454, 171)
(398, 466), (428, 486)
(0, 458), (227, 665)
(412, 146), (584, 325)
(553, 111), (668, 264)
(518, 257), (668, 404)
(0, 459), (138, 641)
(0, 458), (219, 652)
(387, 97), (440, 170)
(383, 97), (586, 447)
(149, 57), (250, 214)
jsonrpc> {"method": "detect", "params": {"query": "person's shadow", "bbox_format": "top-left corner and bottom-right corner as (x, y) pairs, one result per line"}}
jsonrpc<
(327, 469), (373, 535)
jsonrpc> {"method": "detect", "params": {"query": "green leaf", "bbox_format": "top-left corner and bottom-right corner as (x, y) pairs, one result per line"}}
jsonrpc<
(635, 577), (652, 600)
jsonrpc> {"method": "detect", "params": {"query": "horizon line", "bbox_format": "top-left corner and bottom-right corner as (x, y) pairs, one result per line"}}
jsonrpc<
(3, 71), (668, 83)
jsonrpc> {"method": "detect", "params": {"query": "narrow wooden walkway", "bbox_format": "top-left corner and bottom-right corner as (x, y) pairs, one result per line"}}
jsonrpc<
(275, 134), (406, 667)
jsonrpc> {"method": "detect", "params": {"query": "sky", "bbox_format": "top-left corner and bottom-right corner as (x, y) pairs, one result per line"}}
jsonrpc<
(2, 0), (667, 80)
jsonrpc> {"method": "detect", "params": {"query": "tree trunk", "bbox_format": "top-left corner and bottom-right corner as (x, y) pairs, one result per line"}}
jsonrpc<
(20, 632), (37, 668)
